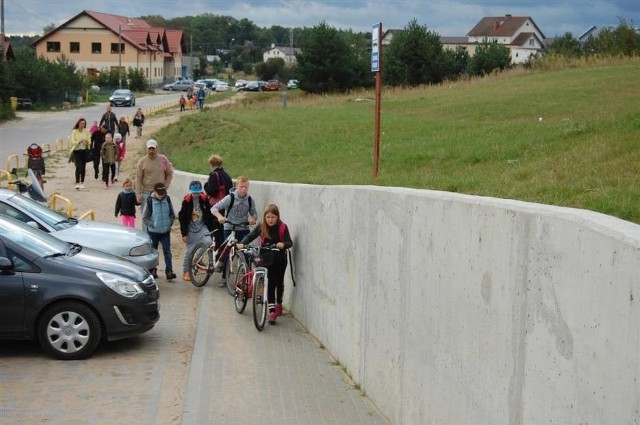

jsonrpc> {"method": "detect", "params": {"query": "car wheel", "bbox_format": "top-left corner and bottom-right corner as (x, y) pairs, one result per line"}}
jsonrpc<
(38, 300), (103, 360)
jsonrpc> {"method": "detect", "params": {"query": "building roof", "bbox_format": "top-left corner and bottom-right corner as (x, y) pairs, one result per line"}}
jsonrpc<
(267, 46), (302, 55)
(1, 35), (15, 61)
(31, 10), (183, 54)
(467, 15), (546, 39)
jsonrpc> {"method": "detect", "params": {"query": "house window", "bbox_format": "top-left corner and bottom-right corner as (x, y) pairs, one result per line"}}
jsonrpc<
(92, 43), (102, 54)
(86, 68), (99, 77)
(46, 41), (60, 53)
(111, 43), (125, 54)
(70, 42), (80, 53)
(528, 39), (535, 46)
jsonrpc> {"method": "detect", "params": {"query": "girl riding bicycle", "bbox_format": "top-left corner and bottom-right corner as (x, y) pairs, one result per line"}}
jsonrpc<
(237, 203), (292, 325)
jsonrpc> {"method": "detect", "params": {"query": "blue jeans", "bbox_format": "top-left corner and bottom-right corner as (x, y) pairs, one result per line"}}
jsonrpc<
(221, 228), (249, 280)
(149, 231), (173, 272)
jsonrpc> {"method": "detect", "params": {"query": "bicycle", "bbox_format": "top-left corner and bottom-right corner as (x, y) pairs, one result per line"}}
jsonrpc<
(188, 221), (247, 289)
(232, 245), (279, 331)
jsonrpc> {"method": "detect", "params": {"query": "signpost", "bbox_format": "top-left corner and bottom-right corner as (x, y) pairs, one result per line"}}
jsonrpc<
(372, 23), (382, 179)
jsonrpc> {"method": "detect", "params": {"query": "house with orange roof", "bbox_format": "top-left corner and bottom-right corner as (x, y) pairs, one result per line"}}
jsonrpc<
(31, 11), (185, 87)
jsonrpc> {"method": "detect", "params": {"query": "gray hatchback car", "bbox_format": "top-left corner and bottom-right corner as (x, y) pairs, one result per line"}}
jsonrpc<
(0, 189), (158, 271)
(109, 89), (136, 107)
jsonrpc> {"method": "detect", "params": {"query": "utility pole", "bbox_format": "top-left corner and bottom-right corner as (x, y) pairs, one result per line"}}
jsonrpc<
(190, 34), (193, 80)
(0, 0), (5, 62)
(118, 24), (122, 89)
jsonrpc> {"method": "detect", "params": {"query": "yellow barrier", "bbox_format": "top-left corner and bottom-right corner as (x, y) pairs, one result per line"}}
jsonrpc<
(49, 193), (73, 217)
(0, 169), (14, 190)
(78, 210), (96, 221)
(41, 143), (51, 154)
(5, 155), (19, 173)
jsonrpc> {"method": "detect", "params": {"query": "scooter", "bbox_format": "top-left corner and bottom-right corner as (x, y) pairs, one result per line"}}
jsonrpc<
(9, 168), (48, 202)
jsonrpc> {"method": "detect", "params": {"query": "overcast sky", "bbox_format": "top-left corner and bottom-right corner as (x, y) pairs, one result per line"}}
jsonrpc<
(3, 0), (638, 38)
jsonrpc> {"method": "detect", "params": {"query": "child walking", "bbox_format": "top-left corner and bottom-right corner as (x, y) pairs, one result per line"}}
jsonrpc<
(178, 180), (215, 281)
(114, 133), (125, 182)
(100, 132), (117, 189)
(142, 182), (177, 281)
(237, 203), (293, 325)
(115, 179), (139, 227)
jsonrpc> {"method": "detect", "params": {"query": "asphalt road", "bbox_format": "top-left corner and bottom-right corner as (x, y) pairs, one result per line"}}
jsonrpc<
(0, 91), (177, 162)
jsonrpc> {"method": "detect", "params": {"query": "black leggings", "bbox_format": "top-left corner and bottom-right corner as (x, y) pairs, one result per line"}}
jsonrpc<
(73, 151), (86, 183)
(266, 253), (287, 311)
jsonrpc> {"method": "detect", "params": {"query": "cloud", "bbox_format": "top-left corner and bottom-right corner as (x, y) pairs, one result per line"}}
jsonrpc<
(5, 0), (637, 37)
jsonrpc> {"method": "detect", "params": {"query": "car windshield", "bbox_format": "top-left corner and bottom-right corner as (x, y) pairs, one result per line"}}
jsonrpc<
(113, 90), (129, 95)
(9, 194), (77, 230)
(0, 218), (70, 256)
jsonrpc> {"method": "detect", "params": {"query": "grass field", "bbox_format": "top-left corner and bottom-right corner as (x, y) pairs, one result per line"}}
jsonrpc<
(155, 58), (640, 223)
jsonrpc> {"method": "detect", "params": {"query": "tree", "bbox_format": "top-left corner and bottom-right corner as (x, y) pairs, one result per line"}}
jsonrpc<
(255, 58), (286, 81)
(296, 21), (369, 93)
(547, 33), (583, 58)
(467, 40), (511, 76)
(383, 19), (449, 86)
(442, 46), (470, 79)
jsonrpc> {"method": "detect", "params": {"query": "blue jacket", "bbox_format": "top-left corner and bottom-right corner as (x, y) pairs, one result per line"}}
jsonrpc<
(142, 194), (175, 234)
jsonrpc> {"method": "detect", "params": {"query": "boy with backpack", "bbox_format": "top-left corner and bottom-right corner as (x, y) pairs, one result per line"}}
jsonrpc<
(210, 175), (257, 287)
(204, 154), (232, 250)
(142, 182), (177, 281)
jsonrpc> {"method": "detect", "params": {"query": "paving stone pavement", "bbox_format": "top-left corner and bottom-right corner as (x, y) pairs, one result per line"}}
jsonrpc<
(0, 106), (391, 425)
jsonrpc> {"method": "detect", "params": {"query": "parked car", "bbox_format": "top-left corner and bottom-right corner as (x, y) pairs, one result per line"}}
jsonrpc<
(0, 189), (158, 271)
(0, 215), (160, 360)
(287, 79), (299, 89)
(163, 80), (194, 91)
(214, 81), (230, 92)
(109, 89), (136, 107)
(193, 82), (210, 94)
(242, 81), (265, 92)
(264, 80), (281, 91)
(234, 79), (247, 89)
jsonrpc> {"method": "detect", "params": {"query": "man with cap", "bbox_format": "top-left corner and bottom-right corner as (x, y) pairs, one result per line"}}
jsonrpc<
(136, 139), (174, 230)
(178, 180), (216, 281)
(142, 182), (177, 280)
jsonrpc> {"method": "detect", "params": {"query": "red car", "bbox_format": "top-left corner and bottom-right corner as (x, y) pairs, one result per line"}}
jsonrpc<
(264, 80), (281, 91)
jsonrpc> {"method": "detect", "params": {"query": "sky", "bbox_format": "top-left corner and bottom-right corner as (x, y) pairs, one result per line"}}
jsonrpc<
(3, 0), (638, 38)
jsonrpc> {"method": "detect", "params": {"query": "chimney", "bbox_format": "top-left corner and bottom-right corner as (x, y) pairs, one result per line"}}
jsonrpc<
(505, 14), (512, 18)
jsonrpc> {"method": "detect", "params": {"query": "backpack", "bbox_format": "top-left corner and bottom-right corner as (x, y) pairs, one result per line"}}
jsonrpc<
(207, 169), (232, 206)
(145, 194), (174, 217)
(225, 193), (252, 218)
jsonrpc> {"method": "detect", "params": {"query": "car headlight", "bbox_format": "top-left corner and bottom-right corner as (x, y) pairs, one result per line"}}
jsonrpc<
(97, 271), (144, 298)
(109, 97), (114, 101)
(129, 243), (151, 256)
(125, 96), (131, 100)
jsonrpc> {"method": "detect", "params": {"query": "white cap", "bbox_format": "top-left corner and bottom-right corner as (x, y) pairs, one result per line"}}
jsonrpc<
(114, 133), (122, 141)
(146, 139), (158, 149)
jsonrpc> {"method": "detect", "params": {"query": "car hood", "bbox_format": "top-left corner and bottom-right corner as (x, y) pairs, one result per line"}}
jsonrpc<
(54, 221), (151, 256)
(62, 246), (150, 281)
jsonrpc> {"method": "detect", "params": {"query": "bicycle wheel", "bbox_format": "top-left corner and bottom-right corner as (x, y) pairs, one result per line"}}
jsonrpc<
(226, 249), (245, 296)
(188, 243), (212, 287)
(233, 263), (248, 314)
(253, 273), (267, 331)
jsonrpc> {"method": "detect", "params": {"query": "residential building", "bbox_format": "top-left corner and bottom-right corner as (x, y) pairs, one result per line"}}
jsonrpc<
(467, 15), (546, 64)
(31, 11), (185, 86)
(0, 33), (15, 61)
(382, 14), (547, 65)
(263, 45), (301, 65)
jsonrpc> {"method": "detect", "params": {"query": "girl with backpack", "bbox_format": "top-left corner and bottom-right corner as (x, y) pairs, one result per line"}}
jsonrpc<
(237, 203), (293, 325)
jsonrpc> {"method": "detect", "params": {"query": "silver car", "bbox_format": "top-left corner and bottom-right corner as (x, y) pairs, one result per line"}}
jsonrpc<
(109, 89), (136, 107)
(0, 189), (158, 271)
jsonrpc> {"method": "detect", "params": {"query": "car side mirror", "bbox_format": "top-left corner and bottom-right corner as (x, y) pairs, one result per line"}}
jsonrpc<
(0, 257), (15, 274)
(26, 221), (39, 229)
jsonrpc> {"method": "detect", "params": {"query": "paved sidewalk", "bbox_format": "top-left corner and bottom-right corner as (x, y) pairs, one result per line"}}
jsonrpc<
(183, 279), (389, 424)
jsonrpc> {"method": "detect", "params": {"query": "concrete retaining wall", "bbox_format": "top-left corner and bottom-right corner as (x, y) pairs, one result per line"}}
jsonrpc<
(171, 171), (640, 424)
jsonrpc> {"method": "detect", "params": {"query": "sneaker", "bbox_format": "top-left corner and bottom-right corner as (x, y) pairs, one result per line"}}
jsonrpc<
(268, 311), (278, 325)
(75, 183), (79, 190)
(218, 278), (227, 287)
(166, 270), (177, 280)
(275, 304), (283, 317)
(105, 185), (109, 190)
(79, 183), (85, 189)
(182, 272), (191, 281)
